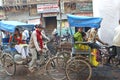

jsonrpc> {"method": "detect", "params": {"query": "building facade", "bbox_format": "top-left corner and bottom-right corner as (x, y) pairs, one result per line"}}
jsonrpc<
(0, 0), (92, 36)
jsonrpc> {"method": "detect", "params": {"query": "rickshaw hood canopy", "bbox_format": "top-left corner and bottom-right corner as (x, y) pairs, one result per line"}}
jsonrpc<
(0, 21), (34, 33)
(67, 14), (102, 28)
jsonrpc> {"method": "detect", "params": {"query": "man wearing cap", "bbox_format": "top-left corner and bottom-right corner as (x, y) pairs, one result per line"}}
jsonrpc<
(28, 24), (49, 72)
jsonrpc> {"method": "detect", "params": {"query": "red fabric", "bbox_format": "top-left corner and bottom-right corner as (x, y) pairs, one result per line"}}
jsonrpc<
(36, 30), (43, 49)
(9, 33), (23, 44)
(15, 33), (23, 44)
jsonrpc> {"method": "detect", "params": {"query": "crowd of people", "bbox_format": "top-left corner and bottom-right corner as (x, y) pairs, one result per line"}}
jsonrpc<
(0, 20), (120, 72)
(0, 24), (50, 72)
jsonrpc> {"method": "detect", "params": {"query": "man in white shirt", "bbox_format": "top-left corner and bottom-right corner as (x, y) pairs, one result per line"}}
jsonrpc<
(107, 20), (120, 66)
(28, 24), (50, 72)
(112, 20), (120, 65)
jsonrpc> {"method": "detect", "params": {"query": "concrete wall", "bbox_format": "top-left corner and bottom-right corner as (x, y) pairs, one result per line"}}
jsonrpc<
(5, 7), (40, 23)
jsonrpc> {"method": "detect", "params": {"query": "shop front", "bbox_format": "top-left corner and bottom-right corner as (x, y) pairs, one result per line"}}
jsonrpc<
(37, 3), (59, 36)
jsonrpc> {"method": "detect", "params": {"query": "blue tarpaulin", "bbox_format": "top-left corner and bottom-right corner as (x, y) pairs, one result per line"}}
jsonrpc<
(67, 14), (102, 28)
(0, 21), (34, 33)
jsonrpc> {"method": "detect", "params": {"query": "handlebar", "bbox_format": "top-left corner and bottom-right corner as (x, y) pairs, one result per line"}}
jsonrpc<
(100, 45), (110, 49)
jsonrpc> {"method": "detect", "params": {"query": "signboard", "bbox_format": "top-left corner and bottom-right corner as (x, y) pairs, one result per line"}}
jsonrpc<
(27, 18), (40, 25)
(64, 1), (93, 13)
(37, 4), (59, 13)
(43, 13), (57, 17)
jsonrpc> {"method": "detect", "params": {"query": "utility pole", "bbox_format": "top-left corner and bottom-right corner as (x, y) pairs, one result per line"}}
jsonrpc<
(58, 0), (62, 43)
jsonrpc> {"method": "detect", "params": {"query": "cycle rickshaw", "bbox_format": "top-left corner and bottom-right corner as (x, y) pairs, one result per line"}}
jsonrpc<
(0, 21), (35, 75)
(45, 14), (102, 80)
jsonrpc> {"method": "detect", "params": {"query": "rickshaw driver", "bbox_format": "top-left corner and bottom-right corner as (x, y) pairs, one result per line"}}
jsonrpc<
(87, 28), (108, 49)
(87, 28), (108, 62)
(28, 24), (50, 72)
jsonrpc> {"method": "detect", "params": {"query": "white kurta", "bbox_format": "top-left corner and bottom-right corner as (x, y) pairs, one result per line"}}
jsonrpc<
(112, 25), (120, 47)
(15, 44), (29, 59)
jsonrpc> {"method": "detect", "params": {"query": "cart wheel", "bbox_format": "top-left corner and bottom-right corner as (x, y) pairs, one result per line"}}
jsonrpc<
(45, 56), (66, 80)
(1, 53), (16, 76)
(66, 59), (92, 80)
(57, 51), (71, 62)
(110, 56), (119, 66)
(101, 55), (109, 65)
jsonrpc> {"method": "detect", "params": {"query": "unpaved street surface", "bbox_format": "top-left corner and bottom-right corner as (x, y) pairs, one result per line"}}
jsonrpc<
(0, 64), (120, 80)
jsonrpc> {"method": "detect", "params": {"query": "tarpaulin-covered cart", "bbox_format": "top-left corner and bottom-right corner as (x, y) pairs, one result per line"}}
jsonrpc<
(0, 21), (34, 76)
(65, 14), (102, 80)
(45, 14), (102, 80)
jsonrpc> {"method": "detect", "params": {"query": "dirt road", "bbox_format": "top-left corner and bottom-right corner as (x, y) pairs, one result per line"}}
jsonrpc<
(0, 64), (120, 80)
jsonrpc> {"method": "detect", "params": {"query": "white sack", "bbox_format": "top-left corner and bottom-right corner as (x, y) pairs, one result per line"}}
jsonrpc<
(93, 0), (120, 45)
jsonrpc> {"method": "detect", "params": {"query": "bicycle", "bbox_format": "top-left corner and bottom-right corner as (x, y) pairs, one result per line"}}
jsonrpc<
(0, 41), (55, 76)
(97, 45), (110, 65)
(0, 43), (16, 76)
(106, 46), (120, 67)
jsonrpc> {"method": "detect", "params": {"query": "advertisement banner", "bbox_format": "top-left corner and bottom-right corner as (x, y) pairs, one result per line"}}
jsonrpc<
(27, 18), (40, 25)
(64, 1), (93, 14)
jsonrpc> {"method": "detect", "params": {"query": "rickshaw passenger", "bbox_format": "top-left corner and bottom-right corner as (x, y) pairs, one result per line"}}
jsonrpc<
(22, 29), (30, 44)
(74, 27), (89, 50)
(9, 28), (23, 45)
(9, 28), (29, 59)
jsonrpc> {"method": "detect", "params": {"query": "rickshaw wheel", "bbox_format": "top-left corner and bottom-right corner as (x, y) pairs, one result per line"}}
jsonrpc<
(66, 59), (92, 80)
(57, 51), (71, 62)
(1, 53), (16, 76)
(45, 56), (66, 80)
(110, 56), (119, 66)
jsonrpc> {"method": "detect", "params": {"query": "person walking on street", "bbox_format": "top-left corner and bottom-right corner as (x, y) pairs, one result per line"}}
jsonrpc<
(107, 20), (120, 66)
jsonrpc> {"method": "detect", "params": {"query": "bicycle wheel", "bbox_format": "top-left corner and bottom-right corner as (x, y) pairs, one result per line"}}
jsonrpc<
(110, 56), (119, 66)
(45, 56), (66, 80)
(57, 51), (71, 62)
(1, 53), (16, 76)
(66, 59), (92, 80)
(101, 54), (109, 65)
